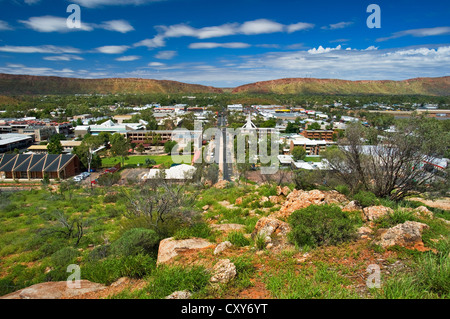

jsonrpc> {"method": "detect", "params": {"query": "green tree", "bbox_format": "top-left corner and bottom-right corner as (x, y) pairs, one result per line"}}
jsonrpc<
(110, 133), (130, 166)
(292, 146), (307, 161)
(47, 135), (64, 154)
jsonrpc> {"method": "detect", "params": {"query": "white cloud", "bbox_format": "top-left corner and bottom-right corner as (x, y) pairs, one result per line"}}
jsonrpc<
(322, 21), (354, 30)
(19, 16), (94, 32)
(71, 0), (163, 8)
(24, 0), (41, 4)
(239, 19), (284, 35)
(116, 55), (141, 61)
(307, 45), (342, 54)
(134, 35), (166, 49)
(189, 42), (251, 49)
(95, 45), (129, 54)
(99, 20), (134, 33)
(0, 20), (13, 31)
(148, 62), (166, 67)
(287, 22), (315, 33)
(154, 50), (177, 59)
(0, 45), (81, 54)
(43, 55), (84, 61)
(377, 26), (450, 42)
(135, 19), (314, 49)
(19, 16), (134, 33)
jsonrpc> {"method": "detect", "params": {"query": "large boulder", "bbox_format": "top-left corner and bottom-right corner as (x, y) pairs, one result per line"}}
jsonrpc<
(375, 221), (430, 248)
(362, 206), (394, 222)
(0, 280), (106, 299)
(157, 237), (215, 265)
(210, 259), (236, 284)
(275, 189), (348, 219)
(252, 217), (291, 240)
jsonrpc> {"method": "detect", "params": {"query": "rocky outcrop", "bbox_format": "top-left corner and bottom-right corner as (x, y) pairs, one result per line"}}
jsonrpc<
(362, 206), (394, 222)
(375, 221), (430, 248)
(269, 195), (284, 204)
(274, 189), (348, 219)
(0, 280), (106, 299)
(276, 186), (291, 197)
(210, 259), (236, 284)
(157, 237), (215, 265)
(213, 180), (229, 189)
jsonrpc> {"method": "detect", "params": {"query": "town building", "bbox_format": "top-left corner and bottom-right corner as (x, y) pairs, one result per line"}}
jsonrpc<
(0, 153), (81, 180)
(0, 134), (34, 153)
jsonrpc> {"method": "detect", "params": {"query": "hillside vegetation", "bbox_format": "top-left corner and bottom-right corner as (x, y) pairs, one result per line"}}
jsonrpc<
(0, 73), (449, 96)
(232, 77), (450, 96)
(0, 74), (223, 95)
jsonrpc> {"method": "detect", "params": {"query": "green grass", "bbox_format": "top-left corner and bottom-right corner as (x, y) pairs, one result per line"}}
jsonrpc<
(304, 156), (322, 162)
(101, 155), (192, 168)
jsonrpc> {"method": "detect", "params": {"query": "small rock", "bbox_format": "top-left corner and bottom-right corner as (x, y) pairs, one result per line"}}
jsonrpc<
(214, 241), (232, 255)
(165, 290), (192, 299)
(362, 206), (394, 221)
(210, 259), (237, 284)
(342, 201), (363, 212)
(235, 197), (243, 205)
(202, 205), (210, 211)
(413, 206), (434, 219)
(375, 221), (430, 248)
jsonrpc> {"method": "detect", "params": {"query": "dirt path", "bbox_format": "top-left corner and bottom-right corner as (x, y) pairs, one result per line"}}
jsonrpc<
(408, 197), (450, 210)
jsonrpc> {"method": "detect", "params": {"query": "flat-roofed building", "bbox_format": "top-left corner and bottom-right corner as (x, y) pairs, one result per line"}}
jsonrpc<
(0, 134), (34, 153)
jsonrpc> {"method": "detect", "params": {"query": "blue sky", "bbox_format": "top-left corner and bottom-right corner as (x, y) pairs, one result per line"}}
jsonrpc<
(0, 0), (449, 87)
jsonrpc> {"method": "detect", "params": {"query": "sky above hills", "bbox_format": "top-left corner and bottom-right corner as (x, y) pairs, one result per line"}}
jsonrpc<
(0, 0), (449, 87)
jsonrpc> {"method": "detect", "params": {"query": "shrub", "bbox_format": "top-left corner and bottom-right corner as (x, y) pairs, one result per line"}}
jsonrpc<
(255, 234), (266, 250)
(335, 185), (350, 196)
(226, 231), (250, 247)
(288, 205), (360, 249)
(173, 222), (213, 240)
(376, 210), (416, 229)
(51, 247), (79, 269)
(110, 228), (160, 257)
(82, 254), (156, 285)
(353, 191), (379, 208)
(87, 244), (110, 262)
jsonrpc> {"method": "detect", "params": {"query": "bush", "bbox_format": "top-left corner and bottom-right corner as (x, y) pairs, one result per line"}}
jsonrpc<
(288, 205), (360, 249)
(110, 228), (160, 257)
(88, 245), (111, 262)
(51, 247), (79, 269)
(335, 185), (350, 196)
(83, 254), (156, 285)
(226, 231), (250, 247)
(173, 222), (213, 240)
(353, 191), (379, 208)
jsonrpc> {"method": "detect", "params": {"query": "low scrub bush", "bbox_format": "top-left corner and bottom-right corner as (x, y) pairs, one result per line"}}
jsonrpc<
(353, 191), (379, 208)
(226, 231), (250, 247)
(173, 222), (213, 241)
(51, 247), (79, 269)
(110, 228), (160, 257)
(288, 205), (360, 249)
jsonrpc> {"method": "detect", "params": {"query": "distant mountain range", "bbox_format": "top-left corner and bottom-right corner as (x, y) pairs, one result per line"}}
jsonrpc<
(0, 73), (449, 96)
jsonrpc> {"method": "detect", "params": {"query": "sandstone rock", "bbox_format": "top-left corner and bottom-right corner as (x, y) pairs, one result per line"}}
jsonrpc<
(277, 186), (291, 197)
(252, 217), (291, 240)
(342, 201), (363, 212)
(260, 196), (269, 204)
(213, 180), (229, 189)
(362, 206), (394, 221)
(202, 205), (210, 211)
(375, 221), (430, 248)
(110, 277), (130, 288)
(157, 237), (214, 265)
(211, 223), (245, 233)
(357, 226), (373, 239)
(210, 259), (236, 284)
(413, 206), (434, 219)
(165, 290), (192, 299)
(269, 195), (284, 204)
(1, 280), (106, 299)
(275, 189), (348, 219)
(214, 241), (232, 255)
(235, 197), (243, 205)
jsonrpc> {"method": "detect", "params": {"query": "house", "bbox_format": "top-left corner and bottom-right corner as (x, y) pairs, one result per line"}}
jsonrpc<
(0, 153), (81, 180)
